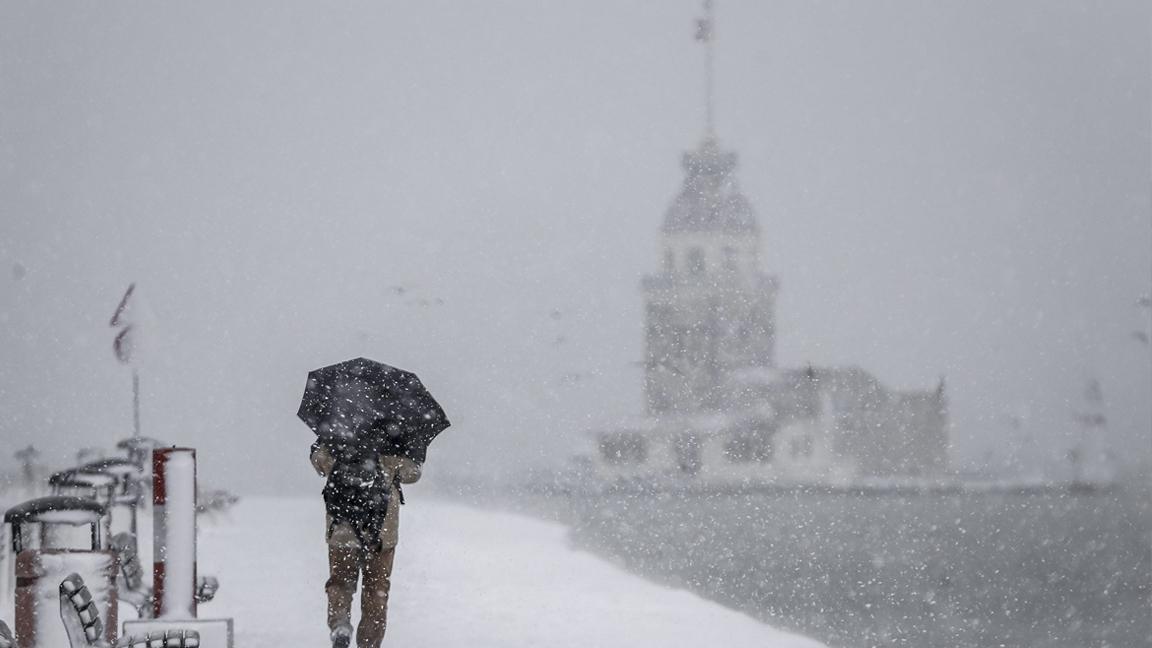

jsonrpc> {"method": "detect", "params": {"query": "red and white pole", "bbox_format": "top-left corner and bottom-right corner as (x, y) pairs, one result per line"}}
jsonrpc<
(152, 448), (197, 619)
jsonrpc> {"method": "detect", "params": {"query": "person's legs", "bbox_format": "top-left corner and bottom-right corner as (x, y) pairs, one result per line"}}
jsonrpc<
(356, 546), (396, 648)
(326, 544), (361, 640)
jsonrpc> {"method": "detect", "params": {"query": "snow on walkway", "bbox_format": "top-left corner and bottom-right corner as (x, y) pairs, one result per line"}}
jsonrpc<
(199, 497), (824, 648)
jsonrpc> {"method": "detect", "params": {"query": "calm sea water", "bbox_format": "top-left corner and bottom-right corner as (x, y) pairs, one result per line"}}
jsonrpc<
(561, 486), (1150, 648)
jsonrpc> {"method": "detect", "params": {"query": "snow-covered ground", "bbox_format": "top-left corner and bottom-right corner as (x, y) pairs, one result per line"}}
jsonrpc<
(199, 497), (824, 648)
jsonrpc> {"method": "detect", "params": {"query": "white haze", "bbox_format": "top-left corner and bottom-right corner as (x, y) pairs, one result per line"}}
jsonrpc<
(1, 1), (1148, 493)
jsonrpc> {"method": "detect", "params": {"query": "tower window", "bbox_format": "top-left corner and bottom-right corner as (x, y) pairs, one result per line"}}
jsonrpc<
(675, 434), (702, 475)
(687, 247), (705, 275)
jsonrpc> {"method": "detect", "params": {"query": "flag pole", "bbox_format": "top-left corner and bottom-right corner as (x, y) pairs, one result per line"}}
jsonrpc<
(705, 0), (715, 136)
(133, 368), (141, 439)
(111, 283), (142, 440)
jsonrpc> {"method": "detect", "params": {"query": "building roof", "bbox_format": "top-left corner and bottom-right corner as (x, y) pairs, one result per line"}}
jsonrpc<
(663, 137), (757, 234)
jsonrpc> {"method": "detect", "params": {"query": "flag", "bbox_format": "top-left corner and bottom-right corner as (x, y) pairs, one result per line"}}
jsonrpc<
(110, 283), (137, 364)
(695, 0), (714, 42)
(695, 17), (712, 42)
(113, 327), (135, 364)
(109, 283), (135, 328)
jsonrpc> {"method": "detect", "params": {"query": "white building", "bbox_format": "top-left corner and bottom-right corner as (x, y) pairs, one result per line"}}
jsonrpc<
(587, 10), (948, 489)
(590, 135), (949, 489)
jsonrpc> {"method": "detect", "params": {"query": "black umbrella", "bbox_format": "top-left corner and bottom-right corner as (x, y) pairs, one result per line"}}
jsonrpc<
(297, 357), (450, 463)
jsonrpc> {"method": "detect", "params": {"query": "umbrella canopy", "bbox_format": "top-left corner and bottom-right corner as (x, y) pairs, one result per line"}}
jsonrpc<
(297, 357), (450, 463)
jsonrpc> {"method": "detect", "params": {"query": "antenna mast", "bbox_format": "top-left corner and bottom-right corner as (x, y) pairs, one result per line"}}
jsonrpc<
(696, 0), (716, 137)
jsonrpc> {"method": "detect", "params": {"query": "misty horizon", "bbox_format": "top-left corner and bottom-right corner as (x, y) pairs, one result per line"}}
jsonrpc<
(1, 0), (1149, 494)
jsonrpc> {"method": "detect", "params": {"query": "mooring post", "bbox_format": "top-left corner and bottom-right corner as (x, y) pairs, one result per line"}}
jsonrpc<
(152, 448), (197, 620)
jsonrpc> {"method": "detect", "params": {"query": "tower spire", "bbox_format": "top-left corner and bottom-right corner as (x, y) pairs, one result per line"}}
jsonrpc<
(695, 0), (716, 137)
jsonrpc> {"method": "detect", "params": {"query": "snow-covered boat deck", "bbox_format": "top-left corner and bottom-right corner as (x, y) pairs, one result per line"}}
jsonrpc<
(199, 497), (823, 647)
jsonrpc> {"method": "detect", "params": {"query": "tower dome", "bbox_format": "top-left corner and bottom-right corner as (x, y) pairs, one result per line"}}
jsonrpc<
(663, 137), (757, 234)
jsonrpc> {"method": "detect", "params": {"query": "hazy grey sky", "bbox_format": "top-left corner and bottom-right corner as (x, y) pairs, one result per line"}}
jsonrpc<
(1, 1), (1148, 493)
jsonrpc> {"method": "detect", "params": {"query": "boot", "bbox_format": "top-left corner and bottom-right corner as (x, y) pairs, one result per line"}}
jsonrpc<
(330, 621), (353, 648)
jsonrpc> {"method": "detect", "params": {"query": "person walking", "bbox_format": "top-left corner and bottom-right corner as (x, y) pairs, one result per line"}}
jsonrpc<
(297, 357), (451, 648)
(311, 440), (422, 648)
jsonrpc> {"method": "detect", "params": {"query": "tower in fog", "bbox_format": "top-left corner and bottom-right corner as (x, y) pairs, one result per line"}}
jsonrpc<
(642, 137), (778, 415)
(642, 0), (777, 416)
(591, 0), (947, 484)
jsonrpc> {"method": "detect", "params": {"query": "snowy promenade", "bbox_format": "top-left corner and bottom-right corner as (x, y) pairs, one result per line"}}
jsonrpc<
(199, 497), (824, 648)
